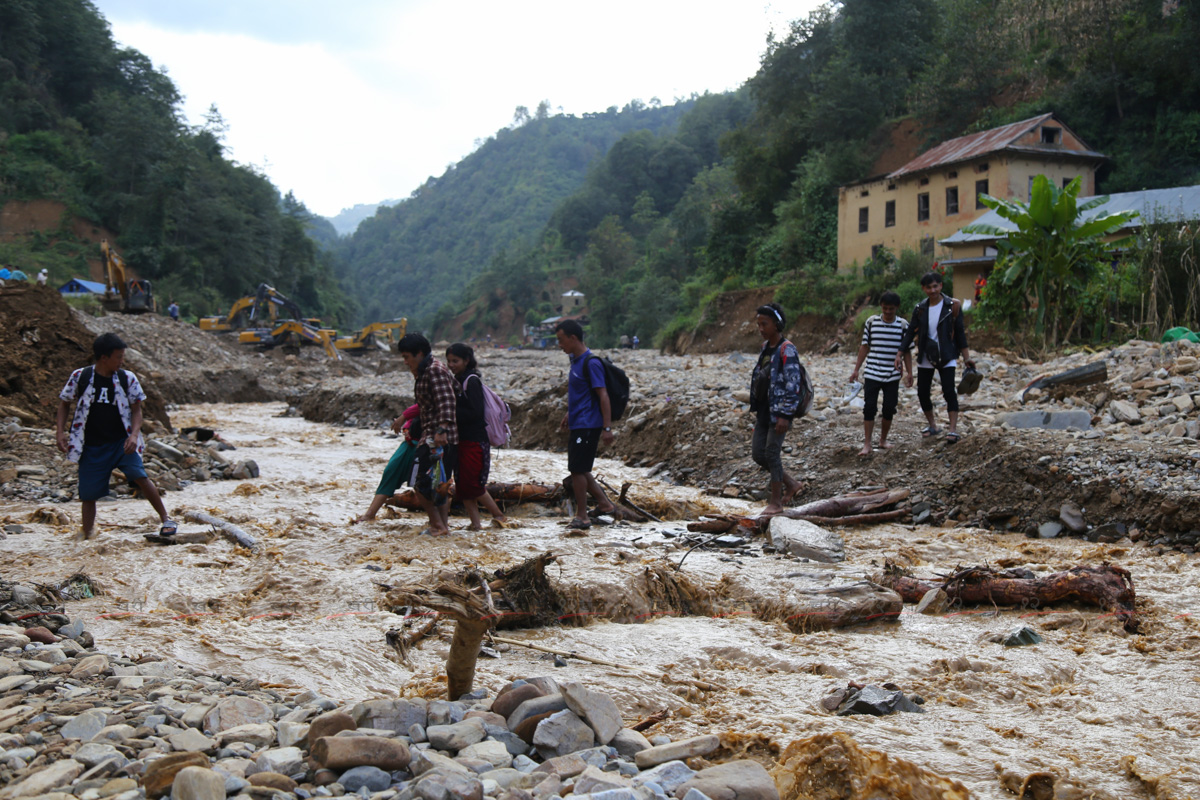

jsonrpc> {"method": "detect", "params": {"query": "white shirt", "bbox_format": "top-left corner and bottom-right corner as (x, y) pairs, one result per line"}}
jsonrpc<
(919, 299), (957, 369)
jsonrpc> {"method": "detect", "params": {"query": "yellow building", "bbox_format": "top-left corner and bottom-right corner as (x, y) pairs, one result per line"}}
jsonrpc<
(837, 113), (1106, 301)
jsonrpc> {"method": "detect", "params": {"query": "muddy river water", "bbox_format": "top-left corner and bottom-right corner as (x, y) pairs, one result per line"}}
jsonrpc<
(3, 402), (1198, 799)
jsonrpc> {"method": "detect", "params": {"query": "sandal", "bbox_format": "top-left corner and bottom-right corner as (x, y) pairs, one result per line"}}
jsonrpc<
(566, 518), (592, 530)
(158, 521), (178, 536)
(920, 427), (940, 438)
(945, 431), (961, 444)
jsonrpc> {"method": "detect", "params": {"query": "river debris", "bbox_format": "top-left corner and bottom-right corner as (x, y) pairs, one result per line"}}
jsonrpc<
(878, 562), (1139, 632)
(686, 488), (911, 534)
(821, 682), (926, 716)
(1020, 359), (1108, 402)
(180, 510), (259, 551)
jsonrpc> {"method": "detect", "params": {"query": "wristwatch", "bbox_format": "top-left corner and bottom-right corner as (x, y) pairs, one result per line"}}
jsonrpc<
(603, 427), (612, 432)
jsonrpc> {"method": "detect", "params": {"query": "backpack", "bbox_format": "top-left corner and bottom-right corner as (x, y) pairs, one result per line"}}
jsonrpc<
(467, 374), (512, 447)
(778, 340), (815, 419)
(74, 366), (130, 401)
(583, 353), (631, 421)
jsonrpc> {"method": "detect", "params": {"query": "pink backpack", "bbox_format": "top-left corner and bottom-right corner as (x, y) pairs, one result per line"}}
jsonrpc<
(468, 374), (511, 447)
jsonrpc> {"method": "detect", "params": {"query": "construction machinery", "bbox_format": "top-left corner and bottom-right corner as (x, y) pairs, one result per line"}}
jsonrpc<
(239, 320), (341, 360)
(334, 319), (408, 353)
(199, 295), (258, 331)
(99, 240), (155, 313)
(200, 283), (318, 333)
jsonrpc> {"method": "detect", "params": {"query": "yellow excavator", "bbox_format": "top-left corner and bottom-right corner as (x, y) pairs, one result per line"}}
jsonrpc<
(200, 283), (317, 333)
(100, 240), (155, 313)
(334, 319), (407, 353)
(199, 295), (259, 331)
(239, 320), (341, 360)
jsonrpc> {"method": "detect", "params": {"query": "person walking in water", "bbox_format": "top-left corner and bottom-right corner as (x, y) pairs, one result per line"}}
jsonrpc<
(749, 303), (805, 514)
(56, 333), (175, 539)
(555, 319), (617, 531)
(445, 342), (508, 530)
(395, 333), (459, 536)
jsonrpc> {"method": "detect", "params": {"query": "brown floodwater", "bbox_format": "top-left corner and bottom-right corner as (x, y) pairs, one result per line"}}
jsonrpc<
(2, 402), (1197, 799)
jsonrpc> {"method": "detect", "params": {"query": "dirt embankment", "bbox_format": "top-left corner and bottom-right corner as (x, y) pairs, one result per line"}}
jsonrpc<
(669, 287), (845, 355)
(0, 284), (169, 428)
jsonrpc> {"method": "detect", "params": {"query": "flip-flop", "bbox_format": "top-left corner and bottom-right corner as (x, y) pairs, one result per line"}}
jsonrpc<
(566, 518), (592, 530)
(920, 427), (940, 438)
(945, 431), (961, 444)
(158, 521), (178, 536)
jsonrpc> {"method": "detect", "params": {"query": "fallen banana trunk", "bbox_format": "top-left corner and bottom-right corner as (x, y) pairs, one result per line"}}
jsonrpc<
(181, 511), (259, 551)
(687, 488), (911, 533)
(878, 563), (1138, 632)
(385, 482), (563, 510)
(380, 552), (560, 699)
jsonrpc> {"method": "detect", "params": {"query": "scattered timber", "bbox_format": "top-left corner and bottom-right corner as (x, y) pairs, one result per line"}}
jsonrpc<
(385, 482), (563, 511)
(879, 563), (1138, 632)
(1021, 361), (1107, 402)
(181, 511), (259, 551)
(686, 488), (911, 533)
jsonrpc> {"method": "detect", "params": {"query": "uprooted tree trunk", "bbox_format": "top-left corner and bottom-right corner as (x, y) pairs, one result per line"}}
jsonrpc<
(687, 489), (911, 534)
(380, 552), (560, 699)
(878, 563), (1138, 632)
(385, 482), (563, 511)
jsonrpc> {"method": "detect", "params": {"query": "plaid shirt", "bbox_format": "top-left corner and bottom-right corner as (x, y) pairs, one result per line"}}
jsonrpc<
(413, 355), (459, 445)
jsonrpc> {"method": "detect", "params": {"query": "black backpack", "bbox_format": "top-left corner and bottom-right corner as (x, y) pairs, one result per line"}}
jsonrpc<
(74, 366), (130, 400)
(584, 354), (631, 421)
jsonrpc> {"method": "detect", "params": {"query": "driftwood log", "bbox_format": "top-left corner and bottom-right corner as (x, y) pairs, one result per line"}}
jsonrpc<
(182, 511), (258, 551)
(686, 489), (911, 533)
(1021, 360), (1107, 402)
(385, 482), (563, 511)
(879, 563), (1138, 632)
(380, 552), (560, 699)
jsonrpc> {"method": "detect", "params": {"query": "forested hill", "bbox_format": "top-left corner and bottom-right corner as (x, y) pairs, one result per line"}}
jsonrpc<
(335, 101), (695, 326)
(0, 1), (349, 323)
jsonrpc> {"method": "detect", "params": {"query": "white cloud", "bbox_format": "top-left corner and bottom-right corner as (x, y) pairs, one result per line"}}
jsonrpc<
(101, 2), (822, 217)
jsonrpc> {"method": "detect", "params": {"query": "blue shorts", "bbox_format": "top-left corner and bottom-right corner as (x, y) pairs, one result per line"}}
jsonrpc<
(77, 440), (148, 502)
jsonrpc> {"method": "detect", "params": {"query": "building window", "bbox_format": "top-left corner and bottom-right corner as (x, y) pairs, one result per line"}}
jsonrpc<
(860, 189), (870, 197)
(1041, 126), (1061, 144)
(947, 170), (958, 179)
(919, 177), (930, 186)
(946, 187), (959, 215)
(1028, 175), (1036, 199)
(885, 200), (896, 228)
(1062, 176), (1072, 188)
(887, 183), (896, 191)
(921, 236), (934, 257)
(917, 193), (930, 222)
(871, 245), (884, 260)
(976, 179), (989, 208)
(976, 162), (990, 173)
(859, 207), (869, 233)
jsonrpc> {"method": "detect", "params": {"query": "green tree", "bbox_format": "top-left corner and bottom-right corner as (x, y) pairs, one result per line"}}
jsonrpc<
(965, 175), (1138, 346)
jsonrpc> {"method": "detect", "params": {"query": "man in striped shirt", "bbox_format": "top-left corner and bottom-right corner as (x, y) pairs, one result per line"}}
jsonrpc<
(849, 291), (913, 456)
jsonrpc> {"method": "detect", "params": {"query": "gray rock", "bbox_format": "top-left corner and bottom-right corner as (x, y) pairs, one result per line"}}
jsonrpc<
(216, 723), (275, 749)
(338, 766), (391, 794)
(996, 410), (1093, 430)
(1109, 400), (1141, 424)
(72, 742), (128, 769)
(561, 682), (622, 746)
(1001, 625), (1043, 647)
(223, 776), (250, 795)
(767, 517), (845, 562)
(1089, 522), (1128, 543)
(276, 721), (309, 748)
(532, 710), (595, 759)
(61, 710), (108, 741)
(681, 789), (714, 800)
(255, 746), (305, 776)
(507, 693), (568, 740)
(0, 675), (33, 692)
(168, 728), (217, 752)
(835, 685), (924, 716)
(674, 761), (778, 800)
(634, 735), (720, 769)
(609, 729), (652, 758)
(427, 718), (487, 751)
(427, 700), (466, 727)
(203, 697), (273, 733)
(1, 757), (84, 797)
(408, 723), (427, 743)
(171, 766), (225, 800)
(589, 789), (642, 800)
(1059, 502), (1087, 533)
(1037, 522), (1063, 539)
(633, 761), (696, 794)
(914, 589), (950, 615)
(410, 749), (471, 777)
(574, 765), (631, 795)
(414, 769), (483, 800)
(353, 698), (428, 734)
(457, 740), (511, 770)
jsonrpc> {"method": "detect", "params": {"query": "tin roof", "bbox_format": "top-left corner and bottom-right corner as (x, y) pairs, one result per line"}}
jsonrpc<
(59, 278), (106, 293)
(888, 113), (1101, 180)
(941, 184), (1200, 245)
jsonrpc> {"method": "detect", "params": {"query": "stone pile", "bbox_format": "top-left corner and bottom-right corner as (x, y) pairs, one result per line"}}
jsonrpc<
(0, 421), (259, 506)
(0, 625), (779, 800)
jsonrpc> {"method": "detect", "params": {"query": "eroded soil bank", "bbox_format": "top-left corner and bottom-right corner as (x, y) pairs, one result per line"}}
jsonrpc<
(2, 403), (1198, 799)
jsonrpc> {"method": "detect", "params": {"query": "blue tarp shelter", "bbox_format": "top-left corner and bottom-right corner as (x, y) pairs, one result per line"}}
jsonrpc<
(60, 278), (106, 296)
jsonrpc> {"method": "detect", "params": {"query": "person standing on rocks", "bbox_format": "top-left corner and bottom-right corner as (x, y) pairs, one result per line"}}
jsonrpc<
(445, 342), (508, 530)
(396, 333), (459, 536)
(850, 291), (913, 456)
(896, 272), (972, 443)
(749, 303), (805, 514)
(555, 319), (617, 531)
(55, 332), (176, 539)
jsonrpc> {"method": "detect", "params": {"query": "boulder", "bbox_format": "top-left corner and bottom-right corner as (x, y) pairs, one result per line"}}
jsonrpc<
(352, 697), (427, 733)
(70, 654), (110, 679)
(1109, 400), (1141, 424)
(72, 742), (128, 769)
(167, 728), (216, 752)
(458, 739), (513, 770)
(575, 765), (631, 794)
(635, 735), (720, 769)
(610, 728), (652, 758)
(915, 589), (950, 615)
(561, 682), (623, 745)
(767, 517), (845, 562)
(140, 752), (211, 799)
(254, 746), (305, 776)
(507, 693), (567, 742)
(414, 769), (484, 800)
(60, 709), (108, 741)
(171, 766), (225, 800)
(247, 772), (298, 792)
(492, 683), (544, 719)
(532, 710), (595, 759)
(633, 761), (698, 794)
(312, 735), (411, 771)
(996, 410), (1092, 430)
(215, 723), (275, 749)
(202, 697), (272, 733)
(340, 765), (392, 794)
(306, 710), (357, 748)
(427, 717), (488, 751)
(674, 761), (778, 800)
(276, 720), (309, 748)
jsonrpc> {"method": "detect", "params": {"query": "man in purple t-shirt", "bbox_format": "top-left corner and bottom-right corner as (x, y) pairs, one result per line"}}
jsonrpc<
(555, 320), (617, 531)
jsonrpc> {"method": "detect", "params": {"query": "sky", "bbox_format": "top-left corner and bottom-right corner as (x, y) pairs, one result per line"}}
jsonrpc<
(90, 1), (825, 219)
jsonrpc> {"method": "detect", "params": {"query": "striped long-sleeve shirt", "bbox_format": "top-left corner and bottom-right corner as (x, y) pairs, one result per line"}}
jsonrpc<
(413, 355), (459, 445)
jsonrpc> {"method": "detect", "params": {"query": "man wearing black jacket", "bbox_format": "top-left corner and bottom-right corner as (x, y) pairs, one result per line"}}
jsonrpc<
(895, 272), (972, 443)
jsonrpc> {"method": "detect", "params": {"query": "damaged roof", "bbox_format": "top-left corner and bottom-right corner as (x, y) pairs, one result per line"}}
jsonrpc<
(888, 113), (1103, 180)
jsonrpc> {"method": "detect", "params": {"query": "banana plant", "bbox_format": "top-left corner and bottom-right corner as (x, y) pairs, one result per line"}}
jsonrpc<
(964, 175), (1139, 344)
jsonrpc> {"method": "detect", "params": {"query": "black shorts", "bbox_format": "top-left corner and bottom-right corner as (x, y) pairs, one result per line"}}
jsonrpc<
(567, 428), (602, 475)
(415, 443), (458, 506)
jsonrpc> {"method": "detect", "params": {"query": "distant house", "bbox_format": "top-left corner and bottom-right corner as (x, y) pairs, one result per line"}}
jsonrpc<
(59, 278), (107, 296)
(524, 312), (590, 348)
(562, 290), (586, 313)
(940, 184), (1200, 303)
(837, 113), (1106, 275)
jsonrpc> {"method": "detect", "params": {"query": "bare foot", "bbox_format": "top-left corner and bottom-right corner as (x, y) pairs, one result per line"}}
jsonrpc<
(79, 528), (96, 541)
(491, 517), (510, 528)
(760, 503), (784, 516)
(878, 440), (894, 449)
(782, 481), (804, 505)
(466, 523), (483, 531)
(858, 445), (872, 456)
(351, 515), (374, 525)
